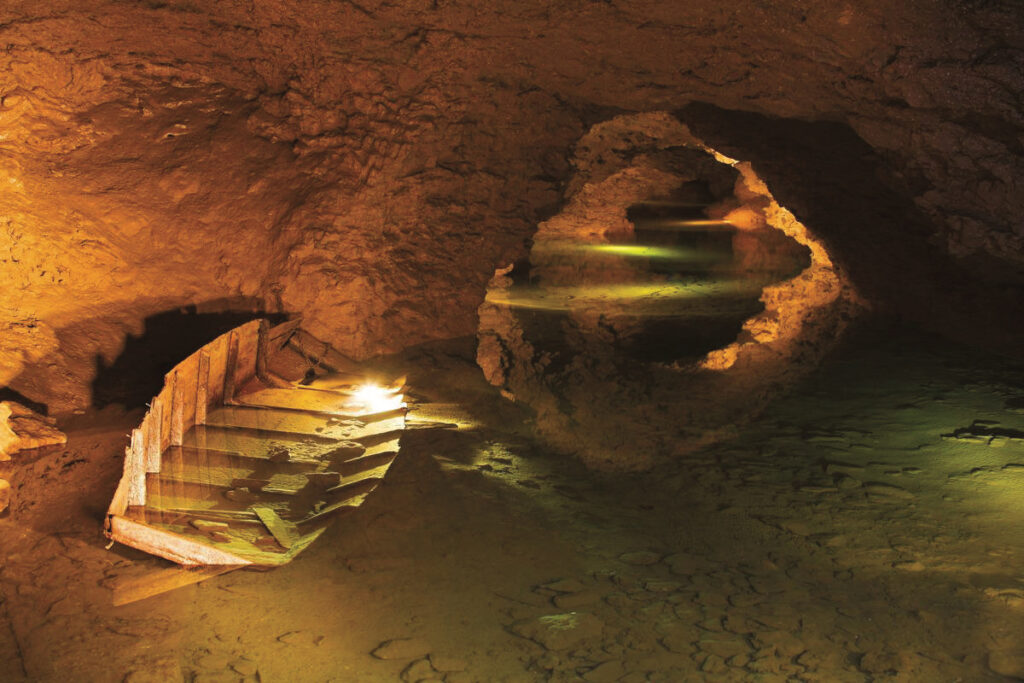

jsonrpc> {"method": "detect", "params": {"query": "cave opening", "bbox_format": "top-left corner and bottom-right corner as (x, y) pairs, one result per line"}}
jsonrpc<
(2, 3), (1024, 681)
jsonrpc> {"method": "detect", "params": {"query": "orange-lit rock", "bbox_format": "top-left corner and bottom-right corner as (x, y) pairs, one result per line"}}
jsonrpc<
(478, 112), (860, 470)
(0, 0), (1021, 415)
(0, 402), (66, 460)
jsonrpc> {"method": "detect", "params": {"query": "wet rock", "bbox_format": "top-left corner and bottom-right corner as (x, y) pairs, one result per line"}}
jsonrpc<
(276, 631), (307, 644)
(642, 579), (681, 593)
(401, 657), (436, 682)
(554, 590), (602, 609)
(989, 650), (1024, 678)
(778, 519), (811, 536)
(698, 635), (751, 659)
(892, 560), (925, 571)
(755, 630), (805, 658)
(660, 628), (695, 654)
(0, 401), (66, 459)
(699, 652), (728, 674)
(727, 592), (762, 608)
(428, 654), (467, 673)
(122, 657), (182, 682)
(229, 659), (258, 676)
(746, 653), (784, 674)
(619, 551), (661, 566)
(266, 444), (291, 463)
(582, 660), (626, 682)
(542, 578), (586, 593)
(192, 673), (241, 683)
(859, 650), (904, 674)
(372, 637), (432, 660)
(224, 487), (258, 503)
(863, 482), (915, 499)
(835, 475), (861, 489)
(697, 616), (725, 632)
(509, 612), (604, 651)
(196, 653), (234, 670)
(665, 553), (714, 578)
(727, 653), (749, 668)
(605, 593), (634, 610)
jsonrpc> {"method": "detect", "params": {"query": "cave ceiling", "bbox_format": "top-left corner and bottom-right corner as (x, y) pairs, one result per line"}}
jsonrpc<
(1, 0), (1022, 410)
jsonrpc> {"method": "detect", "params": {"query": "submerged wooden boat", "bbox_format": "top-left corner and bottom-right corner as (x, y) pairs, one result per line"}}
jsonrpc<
(105, 319), (406, 567)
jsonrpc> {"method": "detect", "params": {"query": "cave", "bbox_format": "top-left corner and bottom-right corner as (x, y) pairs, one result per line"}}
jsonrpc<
(1, 2), (1023, 681)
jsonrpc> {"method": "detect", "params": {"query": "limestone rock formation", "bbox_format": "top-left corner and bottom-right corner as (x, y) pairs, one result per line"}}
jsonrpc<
(0, 402), (67, 460)
(0, 0), (1020, 434)
(477, 112), (859, 470)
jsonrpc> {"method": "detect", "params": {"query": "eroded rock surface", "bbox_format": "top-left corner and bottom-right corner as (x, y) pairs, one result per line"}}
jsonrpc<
(0, 1), (1021, 412)
(0, 402), (66, 460)
(477, 113), (859, 470)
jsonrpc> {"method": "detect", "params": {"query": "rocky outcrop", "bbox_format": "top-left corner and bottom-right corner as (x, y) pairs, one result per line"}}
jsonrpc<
(0, 402), (66, 460)
(477, 113), (860, 470)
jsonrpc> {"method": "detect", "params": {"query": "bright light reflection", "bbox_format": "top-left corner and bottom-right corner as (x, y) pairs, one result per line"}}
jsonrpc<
(486, 281), (758, 311)
(531, 241), (726, 261)
(349, 383), (405, 413)
(588, 244), (723, 261)
(645, 219), (735, 228)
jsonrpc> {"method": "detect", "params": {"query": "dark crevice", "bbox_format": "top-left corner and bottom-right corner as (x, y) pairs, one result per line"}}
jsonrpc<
(91, 305), (288, 409)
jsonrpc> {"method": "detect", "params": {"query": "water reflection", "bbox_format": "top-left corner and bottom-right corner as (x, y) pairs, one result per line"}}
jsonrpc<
(492, 201), (811, 364)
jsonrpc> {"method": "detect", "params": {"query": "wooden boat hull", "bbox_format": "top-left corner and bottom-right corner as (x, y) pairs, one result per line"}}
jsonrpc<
(105, 319), (406, 567)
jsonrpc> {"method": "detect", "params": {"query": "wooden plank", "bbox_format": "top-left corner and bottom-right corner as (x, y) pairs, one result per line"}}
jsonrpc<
(233, 321), (261, 395)
(267, 318), (302, 347)
(205, 405), (362, 440)
(203, 409), (402, 453)
(175, 354), (199, 433)
(253, 506), (299, 549)
(195, 349), (210, 425)
(144, 476), (298, 508)
(181, 426), (342, 462)
(206, 335), (229, 407)
(288, 329), (362, 374)
(111, 565), (238, 606)
(234, 387), (406, 420)
(357, 428), (404, 450)
(157, 383), (174, 453)
(169, 370), (184, 447)
(338, 450), (397, 478)
(234, 387), (351, 413)
(265, 345), (312, 383)
(299, 499), (364, 525)
(152, 447), (328, 493)
(109, 515), (253, 567)
(145, 398), (163, 473)
(126, 430), (147, 506)
(163, 444), (322, 472)
(107, 470), (131, 520)
(223, 329), (239, 402)
(255, 319), (271, 383)
(326, 472), (384, 498)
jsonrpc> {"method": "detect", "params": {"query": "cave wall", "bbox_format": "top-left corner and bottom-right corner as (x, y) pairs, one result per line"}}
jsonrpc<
(1, 0), (1021, 411)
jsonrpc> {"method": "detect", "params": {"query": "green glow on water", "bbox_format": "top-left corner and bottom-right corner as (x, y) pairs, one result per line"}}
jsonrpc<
(588, 244), (719, 261)
(486, 280), (760, 311)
